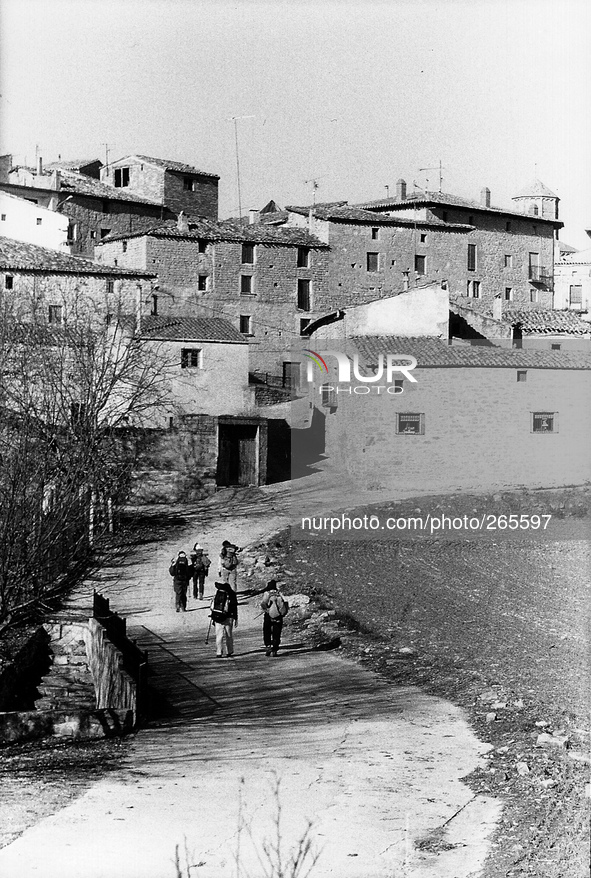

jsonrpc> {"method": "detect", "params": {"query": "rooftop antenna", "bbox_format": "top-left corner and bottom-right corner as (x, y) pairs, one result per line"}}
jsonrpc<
(229, 115), (255, 220)
(102, 143), (112, 171)
(303, 175), (326, 206)
(419, 160), (444, 193)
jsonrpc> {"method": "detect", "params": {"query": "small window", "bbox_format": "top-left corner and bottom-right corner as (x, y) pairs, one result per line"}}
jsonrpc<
(183, 177), (195, 191)
(5, 275), (14, 290)
(151, 294), (158, 316)
(551, 343), (561, 351)
(532, 412), (556, 433)
(297, 247), (310, 268)
(0, 214), (6, 221)
(472, 280), (481, 298)
(467, 243), (477, 271)
(198, 240), (207, 254)
(122, 241), (128, 252)
(48, 304), (63, 324)
(282, 361), (300, 389)
(530, 289), (538, 303)
(321, 384), (337, 409)
(414, 254), (426, 275)
(90, 231), (97, 240)
(367, 252), (379, 272)
(504, 287), (513, 301)
(239, 315), (251, 334)
(504, 254), (513, 268)
(420, 233), (427, 243)
(396, 413), (425, 435)
(241, 243), (255, 264)
(531, 204), (539, 216)
(36, 217), (42, 226)
(67, 222), (77, 242)
(114, 167), (130, 187)
(393, 379), (403, 394)
(106, 279), (114, 295)
(198, 275), (208, 291)
(297, 278), (311, 311)
(181, 348), (202, 368)
(371, 227), (379, 240)
(240, 275), (254, 295)
(517, 371), (527, 382)
(299, 318), (311, 335)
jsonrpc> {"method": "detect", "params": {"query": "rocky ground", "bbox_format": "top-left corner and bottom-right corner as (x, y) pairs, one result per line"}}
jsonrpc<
(256, 486), (591, 878)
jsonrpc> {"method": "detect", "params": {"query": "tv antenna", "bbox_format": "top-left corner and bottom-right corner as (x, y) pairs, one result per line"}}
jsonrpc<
(303, 175), (326, 206)
(419, 160), (444, 192)
(102, 143), (112, 171)
(229, 115), (255, 220)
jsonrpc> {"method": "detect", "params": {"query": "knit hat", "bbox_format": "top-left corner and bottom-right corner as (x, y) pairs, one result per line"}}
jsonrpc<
(193, 543), (203, 552)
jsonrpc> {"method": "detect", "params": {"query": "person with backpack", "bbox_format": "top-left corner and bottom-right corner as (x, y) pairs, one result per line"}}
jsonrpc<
(210, 580), (238, 657)
(260, 579), (289, 657)
(169, 551), (193, 613)
(190, 543), (211, 600)
(218, 539), (242, 588)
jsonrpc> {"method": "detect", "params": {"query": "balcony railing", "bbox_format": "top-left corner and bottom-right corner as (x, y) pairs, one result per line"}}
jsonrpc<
(529, 265), (553, 289)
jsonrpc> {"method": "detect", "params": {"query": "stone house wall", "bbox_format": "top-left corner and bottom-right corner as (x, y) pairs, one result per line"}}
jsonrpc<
(320, 365), (591, 493)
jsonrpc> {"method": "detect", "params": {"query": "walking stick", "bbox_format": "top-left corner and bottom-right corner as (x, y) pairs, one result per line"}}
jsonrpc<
(205, 617), (213, 645)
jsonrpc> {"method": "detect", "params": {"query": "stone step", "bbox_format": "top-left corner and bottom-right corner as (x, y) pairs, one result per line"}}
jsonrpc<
(35, 696), (96, 711)
(41, 667), (93, 685)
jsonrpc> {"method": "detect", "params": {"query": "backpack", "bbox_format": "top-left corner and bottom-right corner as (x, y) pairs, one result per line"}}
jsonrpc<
(268, 594), (289, 620)
(210, 588), (230, 621)
(192, 553), (210, 573)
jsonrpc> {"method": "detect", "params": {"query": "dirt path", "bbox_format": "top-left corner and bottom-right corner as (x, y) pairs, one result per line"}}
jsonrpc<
(0, 485), (502, 878)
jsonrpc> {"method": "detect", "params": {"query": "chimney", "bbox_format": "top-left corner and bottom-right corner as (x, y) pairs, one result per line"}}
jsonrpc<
(177, 211), (189, 232)
(37, 156), (43, 176)
(396, 179), (407, 201)
(480, 187), (491, 208)
(248, 208), (259, 225)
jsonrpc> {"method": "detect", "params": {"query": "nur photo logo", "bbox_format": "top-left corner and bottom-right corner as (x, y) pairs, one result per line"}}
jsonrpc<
(302, 348), (418, 396)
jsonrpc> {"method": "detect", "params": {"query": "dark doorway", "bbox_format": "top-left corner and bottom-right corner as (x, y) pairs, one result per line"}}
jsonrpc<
(217, 424), (259, 486)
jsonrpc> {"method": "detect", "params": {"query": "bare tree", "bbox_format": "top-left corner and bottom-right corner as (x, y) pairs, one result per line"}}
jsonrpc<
(0, 291), (171, 627)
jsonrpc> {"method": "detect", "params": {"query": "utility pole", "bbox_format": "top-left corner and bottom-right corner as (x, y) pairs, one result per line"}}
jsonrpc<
(229, 115), (255, 220)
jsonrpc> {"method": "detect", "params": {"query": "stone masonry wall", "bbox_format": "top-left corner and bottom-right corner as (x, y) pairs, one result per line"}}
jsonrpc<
(322, 366), (591, 493)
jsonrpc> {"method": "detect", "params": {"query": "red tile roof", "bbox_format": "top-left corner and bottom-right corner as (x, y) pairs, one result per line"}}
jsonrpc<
(100, 218), (328, 248)
(286, 203), (471, 230)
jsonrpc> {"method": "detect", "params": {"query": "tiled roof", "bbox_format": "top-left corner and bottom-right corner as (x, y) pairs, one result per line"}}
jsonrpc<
(45, 159), (102, 171)
(101, 218), (328, 248)
(116, 155), (219, 180)
(356, 190), (562, 226)
(513, 179), (559, 199)
(140, 316), (246, 344)
(0, 235), (156, 276)
(57, 169), (162, 205)
(286, 203), (471, 230)
(501, 309), (591, 335)
(559, 247), (591, 265)
(352, 336), (591, 370)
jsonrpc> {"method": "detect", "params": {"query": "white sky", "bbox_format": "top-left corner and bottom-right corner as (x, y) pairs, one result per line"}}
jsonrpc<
(1, 0), (589, 246)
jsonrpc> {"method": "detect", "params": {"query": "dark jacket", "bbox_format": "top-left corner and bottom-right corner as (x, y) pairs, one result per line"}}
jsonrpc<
(169, 559), (193, 592)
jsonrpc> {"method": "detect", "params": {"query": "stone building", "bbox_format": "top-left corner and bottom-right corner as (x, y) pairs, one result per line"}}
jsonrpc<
(0, 235), (156, 326)
(94, 216), (330, 377)
(554, 238), (591, 314)
(299, 336), (591, 494)
(281, 179), (562, 314)
(100, 155), (219, 219)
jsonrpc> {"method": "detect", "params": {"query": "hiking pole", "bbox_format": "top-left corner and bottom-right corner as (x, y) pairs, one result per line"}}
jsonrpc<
(205, 617), (213, 645)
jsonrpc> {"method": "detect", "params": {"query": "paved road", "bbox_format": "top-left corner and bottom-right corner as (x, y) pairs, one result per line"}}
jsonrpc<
(0, 485), (501, 878)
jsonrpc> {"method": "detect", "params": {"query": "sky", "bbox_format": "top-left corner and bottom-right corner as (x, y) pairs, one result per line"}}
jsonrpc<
(1, 0), (589, 247)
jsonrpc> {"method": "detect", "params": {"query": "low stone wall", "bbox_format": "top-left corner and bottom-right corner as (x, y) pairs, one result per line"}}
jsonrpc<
(84, 618), (138, 718)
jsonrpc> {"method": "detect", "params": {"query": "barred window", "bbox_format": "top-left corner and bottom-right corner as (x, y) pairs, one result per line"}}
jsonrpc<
(181, 348), (202, 369)
(532, 412), (557, 433)
(396, 413), (425, 435)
